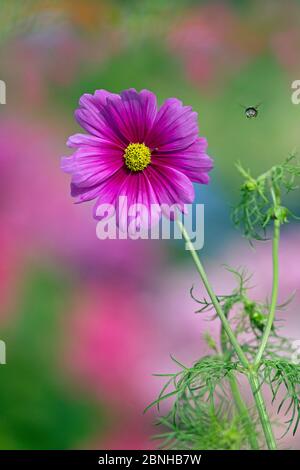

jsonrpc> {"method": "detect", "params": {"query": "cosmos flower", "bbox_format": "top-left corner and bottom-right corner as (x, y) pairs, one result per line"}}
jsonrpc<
(61, 88), (213, 230)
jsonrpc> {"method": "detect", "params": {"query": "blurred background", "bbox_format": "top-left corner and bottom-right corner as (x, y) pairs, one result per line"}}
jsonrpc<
(0, 0), (299, 450)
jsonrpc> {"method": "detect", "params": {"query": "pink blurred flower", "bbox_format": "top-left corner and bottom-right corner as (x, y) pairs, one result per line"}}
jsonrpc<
(0, 116), (164, 281)
(1, 23), (123, 108)
(271, 29), (300, 74)
(0, 226), (22, 323)
(63, 271), (216, 450)
(64, 273), (218, 405)
(167, 3), (260, 90)
(63, 269), (218, 448)
(64, 283), (156, 408)
(167, 1), (300, 89)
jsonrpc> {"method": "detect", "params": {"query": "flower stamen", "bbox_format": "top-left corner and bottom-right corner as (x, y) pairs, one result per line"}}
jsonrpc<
(124, 143), (151, 172)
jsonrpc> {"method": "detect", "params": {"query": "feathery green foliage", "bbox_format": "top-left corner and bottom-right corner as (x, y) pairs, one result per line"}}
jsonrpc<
(232, 155), (300, 240)
(150, 156), (300, 450)
(191, 266), (297, 362)
(146, 356), (240, 414)
(147, 357), (256, 450)
(155, 399), (252, 450)
(260, 360), (300, 436)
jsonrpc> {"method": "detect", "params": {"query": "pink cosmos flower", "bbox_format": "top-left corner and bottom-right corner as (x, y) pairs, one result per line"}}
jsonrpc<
(62, 89), (213, 229)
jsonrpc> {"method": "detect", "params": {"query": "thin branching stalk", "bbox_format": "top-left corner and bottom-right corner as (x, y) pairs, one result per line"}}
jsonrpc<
(177, 220), (248, 370)
(228, 372), (259, 449)
(221, 323), (259, 449)
(177, 219), (277, 450)
(255, 219), (280, 366)
(163, 157), (300, 450)
(248, 373), (276, 449)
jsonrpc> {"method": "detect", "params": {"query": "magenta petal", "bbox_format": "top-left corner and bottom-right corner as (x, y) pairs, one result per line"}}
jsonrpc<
(61, 147), (123, 188)
(75, 91), (126, 148)
(67, 133), (103, 148)
(71, 182), (104, 202)
(146, 163), (195, 208)
(75, 108), (126, 148)
(146, 98), (199, 152)
(78, 90), (119, 112)
(105, 89), (158, 144)
(152, 137), (213, 184)
(92, 167), (129, 216)
(115, 172), (162, 231)
(72, 166), (128, 204)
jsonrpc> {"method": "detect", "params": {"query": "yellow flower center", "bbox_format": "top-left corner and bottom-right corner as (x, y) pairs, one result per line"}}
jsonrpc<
(124, 143), (151, 172)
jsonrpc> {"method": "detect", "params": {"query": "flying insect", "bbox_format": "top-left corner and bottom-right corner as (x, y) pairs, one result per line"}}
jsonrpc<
(240, 103), (262, 118)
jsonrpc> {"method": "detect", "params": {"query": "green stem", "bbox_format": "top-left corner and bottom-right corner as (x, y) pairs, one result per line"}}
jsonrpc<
(177, 220), (249, 369)
(249, 217), (280, 450)
(248, 373), (277, 449)
(228, 372), (259, 449)
(254, 219), (280, 366)
(221, 325), (259, 450)
(177, 219), (277, 450)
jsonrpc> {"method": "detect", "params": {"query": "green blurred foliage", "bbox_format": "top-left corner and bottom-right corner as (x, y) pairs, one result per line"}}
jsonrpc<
(0, 265), (103, 449)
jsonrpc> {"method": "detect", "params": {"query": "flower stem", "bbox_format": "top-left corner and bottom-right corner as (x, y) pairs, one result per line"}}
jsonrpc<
(177, 220), (248, 369)
(177, 219), (277, 450)
(228, 372), (259, 450)
(248, 373), (276, 449)
(254, 219), (280, 366)
(221, 326), (259, 449)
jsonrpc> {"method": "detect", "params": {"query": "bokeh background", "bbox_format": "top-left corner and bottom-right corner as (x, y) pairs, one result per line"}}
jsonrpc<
(0, 0), (300, 450)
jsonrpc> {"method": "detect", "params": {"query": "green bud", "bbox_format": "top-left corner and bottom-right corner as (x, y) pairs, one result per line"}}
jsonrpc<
(274, 206), (289, 223)
(203, 332), (217, 352)
(242, 180), (256, 191)
(252, 312), (261, 320)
